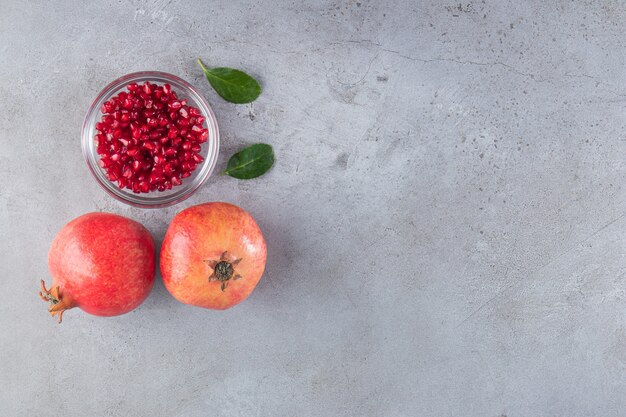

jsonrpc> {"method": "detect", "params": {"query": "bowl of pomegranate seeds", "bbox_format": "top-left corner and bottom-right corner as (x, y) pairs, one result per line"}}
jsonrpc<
(81, 71), (219, 208)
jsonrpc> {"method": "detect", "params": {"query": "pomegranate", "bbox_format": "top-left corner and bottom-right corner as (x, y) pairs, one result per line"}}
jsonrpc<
(95, 81), (209, 193)
(160, 202), (267, 310)
(39, 213), (155, 323)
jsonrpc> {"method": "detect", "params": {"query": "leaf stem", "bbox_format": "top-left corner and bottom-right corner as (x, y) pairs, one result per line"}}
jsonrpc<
(197, 58), (209, 73)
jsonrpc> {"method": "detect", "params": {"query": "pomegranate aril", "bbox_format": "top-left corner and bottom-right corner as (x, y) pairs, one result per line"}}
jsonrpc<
(94, 82), (205, 194)
(154, 155), (165, 165)
(117, 178), (128, 188)
(171, 137), (182, 148)
(123, 166), (133, 178)
(163, 162), (175, 174)
(138, 181), (149, 193)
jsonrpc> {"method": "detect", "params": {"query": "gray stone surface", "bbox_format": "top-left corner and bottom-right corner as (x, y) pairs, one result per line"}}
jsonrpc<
(1, 0), (626, 416)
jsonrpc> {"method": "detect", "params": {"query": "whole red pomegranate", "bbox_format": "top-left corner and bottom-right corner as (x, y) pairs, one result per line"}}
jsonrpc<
(160, 202), (267, 310)
(39, 212), (155, 323)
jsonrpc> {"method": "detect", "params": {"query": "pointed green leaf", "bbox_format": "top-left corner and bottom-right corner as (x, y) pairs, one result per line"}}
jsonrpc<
(198, 59), (262, 104)
(223, 143), (274, 179)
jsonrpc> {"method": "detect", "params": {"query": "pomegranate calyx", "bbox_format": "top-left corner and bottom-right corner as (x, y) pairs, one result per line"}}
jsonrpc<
(204, 251), (243, 291)
(39, 280), (72, 324)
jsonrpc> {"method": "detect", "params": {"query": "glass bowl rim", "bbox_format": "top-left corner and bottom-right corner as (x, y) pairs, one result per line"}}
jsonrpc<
(81, 71), (219, 208)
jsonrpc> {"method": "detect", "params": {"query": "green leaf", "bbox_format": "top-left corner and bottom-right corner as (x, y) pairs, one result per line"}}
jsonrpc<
(223, 143), (274, 179)
(198, 59), (262, 104)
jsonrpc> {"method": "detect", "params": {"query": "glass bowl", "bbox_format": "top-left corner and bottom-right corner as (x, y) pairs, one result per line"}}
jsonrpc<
(81, 71), (219, 208)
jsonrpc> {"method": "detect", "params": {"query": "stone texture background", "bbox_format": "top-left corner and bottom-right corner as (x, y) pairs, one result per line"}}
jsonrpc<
(1, 1), (626, 416)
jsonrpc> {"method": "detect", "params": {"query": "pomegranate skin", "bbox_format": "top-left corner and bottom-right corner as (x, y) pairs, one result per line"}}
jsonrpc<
(48, 213), (155, 317)
(160, 202), (267, 310)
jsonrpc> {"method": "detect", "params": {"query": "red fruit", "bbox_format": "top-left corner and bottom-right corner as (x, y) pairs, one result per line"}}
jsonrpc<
(95, 81), (208, 193)
(160, 202), (267, 310)
(39, 213), (155, 323)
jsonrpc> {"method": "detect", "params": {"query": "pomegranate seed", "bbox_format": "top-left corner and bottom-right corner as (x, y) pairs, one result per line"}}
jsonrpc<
(95, 81), (205, 193)
(198, 129), (209, 143)
(138, 181), (149, 192)
(171, 137), (182, 148)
